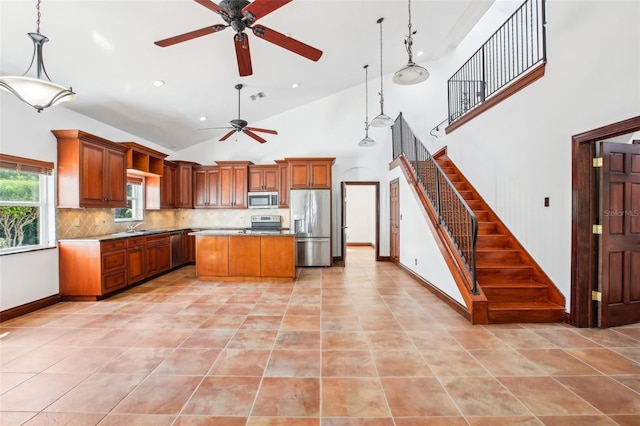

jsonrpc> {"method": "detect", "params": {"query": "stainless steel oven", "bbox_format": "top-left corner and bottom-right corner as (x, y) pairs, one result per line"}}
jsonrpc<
(248, 192), (278, 209)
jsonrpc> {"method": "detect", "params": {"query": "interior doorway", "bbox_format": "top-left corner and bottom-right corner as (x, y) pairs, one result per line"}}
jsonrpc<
(340, 181), (380, 265)
(571, 115), (640, 328)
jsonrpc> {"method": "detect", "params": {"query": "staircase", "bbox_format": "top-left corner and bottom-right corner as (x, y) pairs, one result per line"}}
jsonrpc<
(436, 154), (565, 324)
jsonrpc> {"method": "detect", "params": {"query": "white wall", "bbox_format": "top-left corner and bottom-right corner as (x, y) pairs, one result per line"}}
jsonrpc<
(345, 185), (376, 245)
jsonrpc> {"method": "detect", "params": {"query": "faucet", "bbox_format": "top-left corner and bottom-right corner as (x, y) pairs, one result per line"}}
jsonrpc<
(127, 222), (144, 232)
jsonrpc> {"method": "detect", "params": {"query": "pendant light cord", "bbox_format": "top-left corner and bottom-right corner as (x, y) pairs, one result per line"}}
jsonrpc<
(405, 0), (415, 63)
(377, 18), (385, 114)
(363, 65), (370, 132)
(36, 0), (41, 34)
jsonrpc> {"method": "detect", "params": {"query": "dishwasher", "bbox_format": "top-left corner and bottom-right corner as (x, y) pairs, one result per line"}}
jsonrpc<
(170, 230), (185, 268)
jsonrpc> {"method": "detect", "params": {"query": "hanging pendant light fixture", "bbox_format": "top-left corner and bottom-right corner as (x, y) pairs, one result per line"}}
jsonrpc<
(358, 65), (375, 147)
(0, 0), (76, 112)
(393, 0), (429, 86)
(371, 18), (394, 127)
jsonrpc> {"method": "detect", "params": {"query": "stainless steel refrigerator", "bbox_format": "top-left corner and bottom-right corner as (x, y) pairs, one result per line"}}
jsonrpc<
(290, 189), (331, 266)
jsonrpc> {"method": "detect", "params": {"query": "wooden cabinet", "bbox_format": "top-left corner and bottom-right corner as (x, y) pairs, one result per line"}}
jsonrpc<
(176, 161), (197, 209)
(127, 236), (147, 284)
(260, 236), (296, 278)
(248, 165), (278, 192)
(275, 160), (289, 208)
(286, 157), (335, 189)
(229, 236), (261, 277)
(160, 161), (178, 209)
(53, 130), (129, 208)
(146, 233), (171, 277)
(196, 235), (229, 277)
(59, 239), (128, 300)
(193, 166), (220, 208)
(217, 161), (251, 208)
(185, 229), (196, 263)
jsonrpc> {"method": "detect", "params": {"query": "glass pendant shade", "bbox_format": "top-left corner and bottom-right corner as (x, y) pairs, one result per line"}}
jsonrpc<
(393, 61), (429, 85)
(371, 113), (394, 127)
(0, 7), (76, 113)
(370, 17), (393, 128)
(358, 133), (375, 147)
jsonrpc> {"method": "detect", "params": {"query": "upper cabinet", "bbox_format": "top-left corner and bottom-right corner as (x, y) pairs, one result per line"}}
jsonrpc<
(53, 130), (129, 208)
(248, 165), (278, 192)
(275, 160), (289, 208)
(217, 161), (252, 208)
(286, 157), (335, 189)
(193, 166), (220, 208)
(160, 160), (178, 209)
(176, 161), (198, 209)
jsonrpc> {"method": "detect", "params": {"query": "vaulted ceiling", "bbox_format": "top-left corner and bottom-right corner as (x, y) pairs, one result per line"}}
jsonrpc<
(0, 0), (494, 151)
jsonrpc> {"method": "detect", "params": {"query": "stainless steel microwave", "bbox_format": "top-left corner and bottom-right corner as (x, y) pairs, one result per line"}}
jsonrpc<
(248, 192), (279, 209)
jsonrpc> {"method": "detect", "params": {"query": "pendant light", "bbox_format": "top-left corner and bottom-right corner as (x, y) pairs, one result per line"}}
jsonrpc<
(358, 65), (375, 147)
(370, 18), (394, 127)
(393, 0), (429, 86)
(0, 0), (76, 112)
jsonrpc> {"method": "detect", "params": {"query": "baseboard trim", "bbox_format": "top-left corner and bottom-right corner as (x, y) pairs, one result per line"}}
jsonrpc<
(0, 295), (62, 323)
(346, 242), (375, 247)
(398, 263), (471, 322)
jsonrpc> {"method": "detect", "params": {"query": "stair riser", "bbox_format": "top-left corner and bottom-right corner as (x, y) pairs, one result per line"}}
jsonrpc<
(483, 287), (548, 302)
(476, 251), (522, 263)
(476, 236), (511, 249)
(478, 223), (498, 235)
(477, 268), (534, 282)
(488, 309), (565, 324)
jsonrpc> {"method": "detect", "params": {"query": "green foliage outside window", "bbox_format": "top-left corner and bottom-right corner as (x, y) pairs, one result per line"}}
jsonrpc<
(0, 170), (41, 248)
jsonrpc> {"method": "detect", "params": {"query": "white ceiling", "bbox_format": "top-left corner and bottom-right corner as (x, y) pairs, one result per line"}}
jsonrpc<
(1, 0), (493, 151)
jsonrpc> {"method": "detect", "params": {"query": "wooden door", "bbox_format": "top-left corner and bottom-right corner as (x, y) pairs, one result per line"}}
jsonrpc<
(390, 179), (400, 264)
(598, 142), (640, 327)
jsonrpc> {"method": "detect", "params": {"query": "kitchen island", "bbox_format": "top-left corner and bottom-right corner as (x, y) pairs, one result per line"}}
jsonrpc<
(190, 230), (297, 281)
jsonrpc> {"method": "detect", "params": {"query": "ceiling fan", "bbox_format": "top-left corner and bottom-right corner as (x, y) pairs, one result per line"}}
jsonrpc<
(201, 83), (277, 143)
(154, 0), (323, 77)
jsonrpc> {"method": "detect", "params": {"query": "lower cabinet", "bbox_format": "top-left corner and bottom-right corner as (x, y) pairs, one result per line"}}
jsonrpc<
(195, 234), (296, 281)
(59, 233), (171, 300)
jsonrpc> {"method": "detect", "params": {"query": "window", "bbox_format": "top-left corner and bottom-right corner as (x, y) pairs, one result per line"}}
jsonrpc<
(0, 154), (55, 254)
(114, 177), (144, 222)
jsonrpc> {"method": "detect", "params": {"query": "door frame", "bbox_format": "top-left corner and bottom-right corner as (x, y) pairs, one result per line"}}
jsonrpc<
(339, 181), (381, 262)
(571, 115), (640, 327)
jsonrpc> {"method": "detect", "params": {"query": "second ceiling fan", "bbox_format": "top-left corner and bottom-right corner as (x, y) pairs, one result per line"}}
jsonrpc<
(155, 0), (323, 76)
(201, 84), (277, 143)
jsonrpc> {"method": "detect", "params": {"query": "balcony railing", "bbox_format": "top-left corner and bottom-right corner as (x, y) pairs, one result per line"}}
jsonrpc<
(448, 0), (546, 124)
(392, 114), (479, 295)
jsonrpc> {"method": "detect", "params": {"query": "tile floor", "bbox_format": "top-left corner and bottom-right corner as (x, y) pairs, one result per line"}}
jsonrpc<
(1, 246), (639, 425)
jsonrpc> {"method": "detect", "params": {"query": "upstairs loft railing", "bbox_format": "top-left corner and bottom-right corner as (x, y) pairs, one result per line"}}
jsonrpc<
(392, 113), (479, 295)
(448, 0), (546, 124)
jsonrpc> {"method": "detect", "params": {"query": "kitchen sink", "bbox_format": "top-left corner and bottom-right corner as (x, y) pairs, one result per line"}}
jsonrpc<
(110, 231), (147, 237)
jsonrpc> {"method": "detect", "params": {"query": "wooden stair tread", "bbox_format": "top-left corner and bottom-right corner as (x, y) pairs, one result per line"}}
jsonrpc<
(489, 301), (565, 310)
(480, 281), (548, 288)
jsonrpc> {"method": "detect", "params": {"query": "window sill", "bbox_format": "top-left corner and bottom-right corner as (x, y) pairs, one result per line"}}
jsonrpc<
(0, 245), (57, 257)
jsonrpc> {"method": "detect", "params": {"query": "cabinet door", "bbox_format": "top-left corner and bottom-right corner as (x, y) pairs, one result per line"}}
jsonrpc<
(289, 163), (310, 189)
(194, 169), (219, 208)
(260, 236), (296, 278)
(177, 163), (193, 208)
(127, 244), (146, 284)
(104, 148), (127, 207)
(276, 162), (289, 207)
(232, 167), (248, 208)
(218, 166), (233, 207)
(196, 236), (229, 277)
(79, 142), (107, 206)
(263, 168), (278, 192)
(248, 169), (265, 192)
(160, 163), (177, 208)
(229, 236), (261, 277)
(309, 162), (331, 188)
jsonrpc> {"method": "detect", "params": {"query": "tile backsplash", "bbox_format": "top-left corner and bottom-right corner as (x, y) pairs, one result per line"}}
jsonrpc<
(56, 208), (290, 239)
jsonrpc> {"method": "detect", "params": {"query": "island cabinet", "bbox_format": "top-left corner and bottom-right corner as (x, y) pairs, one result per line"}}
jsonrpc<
(275, 160), (289, 208)
(286, 157), (335, 189)
(160, 160), (178, 209)
(193, 166), (220, 208)
(248, 165), (278, 192)
(59, 239), (128, 300)
(194, 233), (297, 281)
(53, 129), (128, 208)
(176, 161), (198, 209)
(217, 161), (252, 208)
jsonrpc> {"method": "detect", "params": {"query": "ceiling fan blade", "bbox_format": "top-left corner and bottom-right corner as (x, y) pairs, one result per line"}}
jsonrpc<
(234, 33), (253, 76)
(246, 127), (278, 135)
(155, 25), (227, 47)
(219, 130), (236, 141)
(194, 0), (226, 15)
(242, 0), (292, 22)
(252, 25), (322, 62)
(243, 129), (267, 143)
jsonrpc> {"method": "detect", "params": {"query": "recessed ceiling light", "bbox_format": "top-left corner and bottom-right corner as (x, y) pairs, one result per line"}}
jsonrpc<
(292, 83), (300, 89)
(199, 116), (207, 122)
(152, 80), (165, 87)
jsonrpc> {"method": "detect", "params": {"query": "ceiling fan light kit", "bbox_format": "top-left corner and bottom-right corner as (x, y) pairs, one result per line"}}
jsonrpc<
(155, 0), (323, 77)
(393, 0), (429, 86)
(358, 65), (375, 148)
(0, 0), (76, 112)
(370, 17), (394, 128)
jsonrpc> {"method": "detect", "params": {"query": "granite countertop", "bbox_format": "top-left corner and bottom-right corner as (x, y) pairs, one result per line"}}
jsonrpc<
(189, 229), (295, 237)
(58, 227), (293, 242)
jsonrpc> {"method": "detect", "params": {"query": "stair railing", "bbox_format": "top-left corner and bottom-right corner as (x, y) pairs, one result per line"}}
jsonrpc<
(392, 113), (479, 295)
